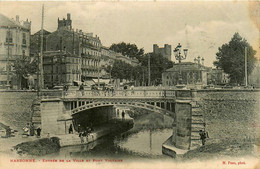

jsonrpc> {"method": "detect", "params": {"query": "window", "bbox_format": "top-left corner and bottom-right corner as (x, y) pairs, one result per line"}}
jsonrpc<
(22, 33), (26, 45)
(6, 31), (13, 43)
(22, 50), (25, 56)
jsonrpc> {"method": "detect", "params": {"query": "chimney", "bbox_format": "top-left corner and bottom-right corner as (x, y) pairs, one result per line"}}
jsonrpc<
(16, 15), (19, 23)
(67, 13), (71, 20)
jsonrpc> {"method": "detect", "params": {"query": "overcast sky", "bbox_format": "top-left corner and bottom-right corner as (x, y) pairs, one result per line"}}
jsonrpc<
(0, 1), (259, 67)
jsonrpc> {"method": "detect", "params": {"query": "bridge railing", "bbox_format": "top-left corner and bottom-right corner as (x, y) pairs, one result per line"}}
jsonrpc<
(39, 88), (195, 99)
(63, 89), (193, 99)
(40, 89), (64, 99)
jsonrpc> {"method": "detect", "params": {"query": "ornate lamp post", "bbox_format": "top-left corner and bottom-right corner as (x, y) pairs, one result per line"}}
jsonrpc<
(173, 43), (188, 84)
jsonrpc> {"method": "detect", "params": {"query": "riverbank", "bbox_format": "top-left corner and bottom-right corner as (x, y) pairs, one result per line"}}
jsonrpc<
(13, 137), (60, 156)
(11, 118), (134, 156)
(182, 138), (260, 160)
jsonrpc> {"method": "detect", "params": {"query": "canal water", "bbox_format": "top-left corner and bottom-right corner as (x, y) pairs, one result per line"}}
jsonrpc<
(46, 129), (173, 160)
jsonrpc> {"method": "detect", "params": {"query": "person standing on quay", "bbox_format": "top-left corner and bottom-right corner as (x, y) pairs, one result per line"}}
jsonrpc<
(69, 124), (73, 134)
(36, 127), (41, 138)
(199, 130), (209, 146)
(79, 132), (84, 144)
(122, 111), (125, 120)
(30, 123), (35, 136)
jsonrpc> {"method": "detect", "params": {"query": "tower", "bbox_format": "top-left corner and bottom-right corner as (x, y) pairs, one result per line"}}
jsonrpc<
(58, 13), (72, 30)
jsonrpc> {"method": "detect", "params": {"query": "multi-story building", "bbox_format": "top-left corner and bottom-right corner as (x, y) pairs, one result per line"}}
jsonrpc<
(30, 29), (51, 57)
(43, 13), (140, 87)
(153, 44), (172, 61)
(0, 14), (31, 89)
(43, 51), (80, 88)
(45, 13), (102, 86)
(100, 46), (140, 79)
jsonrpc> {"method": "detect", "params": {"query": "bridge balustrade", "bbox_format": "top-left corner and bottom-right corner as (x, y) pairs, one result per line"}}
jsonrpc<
(40, 88), (193, 99)
(64, 89), (179, 98)
(40, 89), (64, 99)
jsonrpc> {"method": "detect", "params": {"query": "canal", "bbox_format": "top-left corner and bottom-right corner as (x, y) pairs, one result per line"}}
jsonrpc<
(45, 128), (173, 160)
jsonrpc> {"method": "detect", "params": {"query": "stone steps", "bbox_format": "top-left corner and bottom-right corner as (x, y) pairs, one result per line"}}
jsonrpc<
(31, 99), (41, 125)
(190, 102), (205, 149)
(190, 140), (201, 149)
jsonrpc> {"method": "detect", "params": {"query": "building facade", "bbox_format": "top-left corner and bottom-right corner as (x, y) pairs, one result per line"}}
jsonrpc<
(43, 51), (80, 88)
(45, 13), (102, 86)
(30, 29), (51, 57)
(207, 68), (229, 85)
(43, 13), (139, 87)
(153, 44), (172, 61)
(0, 14), (31, 89)
(162, 62), (208, 87)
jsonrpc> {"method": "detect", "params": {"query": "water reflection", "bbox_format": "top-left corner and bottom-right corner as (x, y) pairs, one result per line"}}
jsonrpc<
(115, 129), (172, 156)
(51, 129), (172, 159)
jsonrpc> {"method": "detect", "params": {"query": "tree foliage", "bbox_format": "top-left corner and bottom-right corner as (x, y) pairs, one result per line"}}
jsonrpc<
(111, 60), (133, 81)
(110, 42), (173, 86)
(214, 33), (257, 85)
(140, 53), (173, 85)
(13, 55), (38, 78)
(110, 42), (144, 60)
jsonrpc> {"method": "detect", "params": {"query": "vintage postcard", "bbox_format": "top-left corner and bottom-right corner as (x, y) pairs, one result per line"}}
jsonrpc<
(0, 1), (259, 169)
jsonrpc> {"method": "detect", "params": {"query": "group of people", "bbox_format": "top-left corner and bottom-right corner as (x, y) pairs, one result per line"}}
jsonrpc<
(78, 125), (94, 144)
(91, 85), (115, 96)
(23, 123), (41, 138)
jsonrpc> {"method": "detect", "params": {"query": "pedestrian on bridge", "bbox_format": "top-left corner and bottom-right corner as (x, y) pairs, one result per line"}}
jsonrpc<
(79, 83), (84, 96)
(130, 85), (134, 95)
(123, 85), (128, 96)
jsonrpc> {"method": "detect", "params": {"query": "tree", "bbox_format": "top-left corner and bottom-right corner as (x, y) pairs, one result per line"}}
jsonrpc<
(140, 53), (174, 85)
(110, 42), (174, 86)
(214, 33), (257, 85)
(110, 42), (144, 59)
(12, 55), (38, 89)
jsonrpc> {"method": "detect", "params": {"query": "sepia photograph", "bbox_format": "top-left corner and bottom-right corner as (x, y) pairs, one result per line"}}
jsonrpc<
(0, 1), (259, 169)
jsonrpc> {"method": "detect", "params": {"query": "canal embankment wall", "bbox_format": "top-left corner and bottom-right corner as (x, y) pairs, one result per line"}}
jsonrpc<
(0, 91), (37, 132)
(197, 90), (260, 143)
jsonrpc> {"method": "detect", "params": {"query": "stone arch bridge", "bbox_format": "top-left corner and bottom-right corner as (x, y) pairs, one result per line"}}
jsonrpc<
(38, 88), (203, 152)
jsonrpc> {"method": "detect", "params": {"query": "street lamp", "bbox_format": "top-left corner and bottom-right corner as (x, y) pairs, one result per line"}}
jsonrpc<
(173, 43), (188, 84)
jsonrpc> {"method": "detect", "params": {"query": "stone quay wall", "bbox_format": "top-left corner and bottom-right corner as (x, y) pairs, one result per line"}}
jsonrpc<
(0, 91), (37, 131)
(197, 90), (260, 143)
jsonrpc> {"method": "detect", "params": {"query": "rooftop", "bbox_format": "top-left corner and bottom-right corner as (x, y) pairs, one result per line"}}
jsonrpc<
(165, 62), (210, 72)
(0, 13), (29, 30)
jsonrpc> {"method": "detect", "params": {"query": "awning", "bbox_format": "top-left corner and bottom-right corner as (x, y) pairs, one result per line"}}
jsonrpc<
(93, 79), (110, 84)
(84, 80), (95, 86)
(73, 80), (83, 86)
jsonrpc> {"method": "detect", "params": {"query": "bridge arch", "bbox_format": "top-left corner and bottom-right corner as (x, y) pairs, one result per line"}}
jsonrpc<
(70, 101), (175, 118)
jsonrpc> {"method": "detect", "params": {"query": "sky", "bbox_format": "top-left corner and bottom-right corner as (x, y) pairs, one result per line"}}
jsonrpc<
(0, 1), (259, 67)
